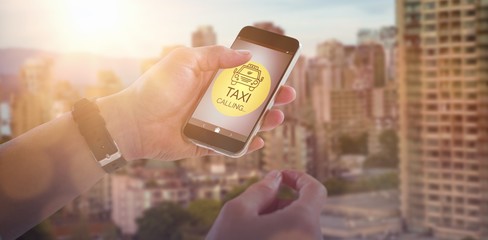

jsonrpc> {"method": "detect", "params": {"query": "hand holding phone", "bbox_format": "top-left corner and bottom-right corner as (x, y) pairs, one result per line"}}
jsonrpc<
(184, 26), (301, 157)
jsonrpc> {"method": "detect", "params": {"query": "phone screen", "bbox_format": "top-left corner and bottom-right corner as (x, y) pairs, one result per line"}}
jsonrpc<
(187, 37), (295, 143)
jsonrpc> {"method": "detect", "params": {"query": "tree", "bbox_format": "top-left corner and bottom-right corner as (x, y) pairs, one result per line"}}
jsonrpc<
(323, 178), (348, 196)
(338, 132), (368, 155)
(136, 202), (192, 240)
(183, 199), (221, 239)
(187, 199), (220, 229)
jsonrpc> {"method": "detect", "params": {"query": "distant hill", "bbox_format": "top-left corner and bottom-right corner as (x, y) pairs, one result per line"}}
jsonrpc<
(0, 48), (56, 75)
(0, 48), (142, 92)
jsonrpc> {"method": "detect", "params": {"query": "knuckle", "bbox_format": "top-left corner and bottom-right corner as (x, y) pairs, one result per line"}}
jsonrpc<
(170, 46), (190, 55)
(251, 182), (275, 194)
(210, 45), (227, 52)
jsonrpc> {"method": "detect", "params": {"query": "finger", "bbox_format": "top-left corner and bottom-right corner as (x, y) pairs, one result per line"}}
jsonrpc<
(190, 46), (252, 71)
(273, 85), (296, 106)
(259, 109), (285, 132)
(276, 199), (295, 210)
(245, 136), (265, 154)
(281, 170), (327, 212)
(261, 198), (295, 215)
(232, 170), (282, 215)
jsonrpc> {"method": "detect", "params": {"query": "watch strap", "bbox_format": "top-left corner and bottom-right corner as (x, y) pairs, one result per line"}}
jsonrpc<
(72, 98), (126, 173)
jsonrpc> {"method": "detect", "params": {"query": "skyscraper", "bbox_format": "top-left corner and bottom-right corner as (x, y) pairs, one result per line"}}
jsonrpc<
(261, 121), (309, 172)
(191, 26), (217, 47)
(253, 22), (285, 35)
(397, 0), (488, 239)
(314, 40), (382, 135)
(11, 57), (53, 136)
(85, 70), (124, 99)
(0, 102), (11, 138)
(111, 161), (190, 236)
(358, 26), (398, 84)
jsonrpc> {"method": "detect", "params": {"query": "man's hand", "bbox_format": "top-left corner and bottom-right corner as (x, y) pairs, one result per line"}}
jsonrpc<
(97, 46), (296, 161)
(207, 170), (327, 240)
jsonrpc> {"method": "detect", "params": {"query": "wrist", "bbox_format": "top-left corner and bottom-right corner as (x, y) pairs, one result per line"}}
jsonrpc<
(96, 93), (140, 161)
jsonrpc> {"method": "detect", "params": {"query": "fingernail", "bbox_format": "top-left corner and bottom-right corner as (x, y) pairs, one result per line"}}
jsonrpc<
(265, 170), (282, 188)
(236, 49), (251, 55)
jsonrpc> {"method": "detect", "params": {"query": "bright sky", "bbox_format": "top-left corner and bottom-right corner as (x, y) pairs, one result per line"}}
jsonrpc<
(0, 0), (394, 58)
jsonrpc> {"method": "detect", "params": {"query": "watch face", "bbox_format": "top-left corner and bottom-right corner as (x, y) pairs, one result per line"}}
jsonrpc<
(100, 152), (127, 173)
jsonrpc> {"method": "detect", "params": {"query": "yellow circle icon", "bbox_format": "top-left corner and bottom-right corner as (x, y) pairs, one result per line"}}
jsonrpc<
(212, 61), (271, 117)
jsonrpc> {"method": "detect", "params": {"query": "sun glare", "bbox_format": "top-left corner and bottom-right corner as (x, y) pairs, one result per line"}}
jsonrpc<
(68, 0), (119, 35)
(64, 0), (125, 54)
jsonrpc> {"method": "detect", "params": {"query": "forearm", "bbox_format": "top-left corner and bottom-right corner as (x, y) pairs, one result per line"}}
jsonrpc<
(0, 113), (105, 240)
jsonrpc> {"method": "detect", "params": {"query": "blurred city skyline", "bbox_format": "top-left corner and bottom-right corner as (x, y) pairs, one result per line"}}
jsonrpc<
(0, 0), (394, 58)
(2, 0), (487, 239)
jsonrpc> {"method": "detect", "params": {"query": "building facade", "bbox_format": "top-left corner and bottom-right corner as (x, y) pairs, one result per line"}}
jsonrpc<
(253, 22), (285, 35)
(261, 121), (309, 172)
(0, 102), (12, 138)
(397, 0), (488, 239)
(11, 57), (53, 137)
(111, 162), (190, 235)
(191, 26), (217, 47)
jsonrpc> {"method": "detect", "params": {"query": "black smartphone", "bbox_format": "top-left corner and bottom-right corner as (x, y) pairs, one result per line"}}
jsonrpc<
(183, 26), (301, 157)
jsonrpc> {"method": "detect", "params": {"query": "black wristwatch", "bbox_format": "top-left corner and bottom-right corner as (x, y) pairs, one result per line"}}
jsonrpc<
(72, 98), (127, 173)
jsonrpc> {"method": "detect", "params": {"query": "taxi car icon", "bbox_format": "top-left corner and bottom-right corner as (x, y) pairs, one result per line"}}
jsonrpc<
(231, 63), (264, 91)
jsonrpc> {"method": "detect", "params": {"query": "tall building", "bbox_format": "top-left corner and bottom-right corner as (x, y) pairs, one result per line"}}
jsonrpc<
(358, 26), (398, 83)
(260, 55), (313, 174)
(284, 56), (311, 118)
(369, 83), (398, 154)
(85, 70), (124, 99)
(0, 102), (12, 138)
(111, 161), (190, 236)
(314, 40), (381, 135)
(253, 22), (285, 35)
(11, 57), (53, 136)
(191, 26), (217, 47)
(379, 26), (399, 82)
(357, 28), (381, 44)
(261, 121), (309, 172)
(357, 27), (399, 155)
(397, 0), (488, 239)
(51, 80), (80, 118)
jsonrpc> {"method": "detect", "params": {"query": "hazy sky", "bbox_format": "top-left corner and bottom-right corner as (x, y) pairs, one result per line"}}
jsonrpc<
(0, 0), (394, 58)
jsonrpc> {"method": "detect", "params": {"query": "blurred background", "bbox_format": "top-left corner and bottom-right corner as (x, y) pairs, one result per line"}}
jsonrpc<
(0, 0), (487, 240)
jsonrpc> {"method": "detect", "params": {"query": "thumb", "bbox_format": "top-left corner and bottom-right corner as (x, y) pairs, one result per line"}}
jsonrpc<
(191, 46), (252, 71)
(234, 170), (282, 215)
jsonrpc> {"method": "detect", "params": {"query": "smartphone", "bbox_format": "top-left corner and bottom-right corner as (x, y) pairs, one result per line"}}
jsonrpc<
(183, 26), (301, 157)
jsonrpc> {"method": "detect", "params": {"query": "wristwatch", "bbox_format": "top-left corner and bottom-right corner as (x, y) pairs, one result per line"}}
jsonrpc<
(72, 98), (127, 173)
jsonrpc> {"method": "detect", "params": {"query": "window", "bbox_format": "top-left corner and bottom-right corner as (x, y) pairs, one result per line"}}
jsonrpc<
(463, 21), (476, 29)
(423, 37), (437, 45)
(424, 2), (436, 10)
(424, 13), (436, 20)
(423, 24), (436, 32)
